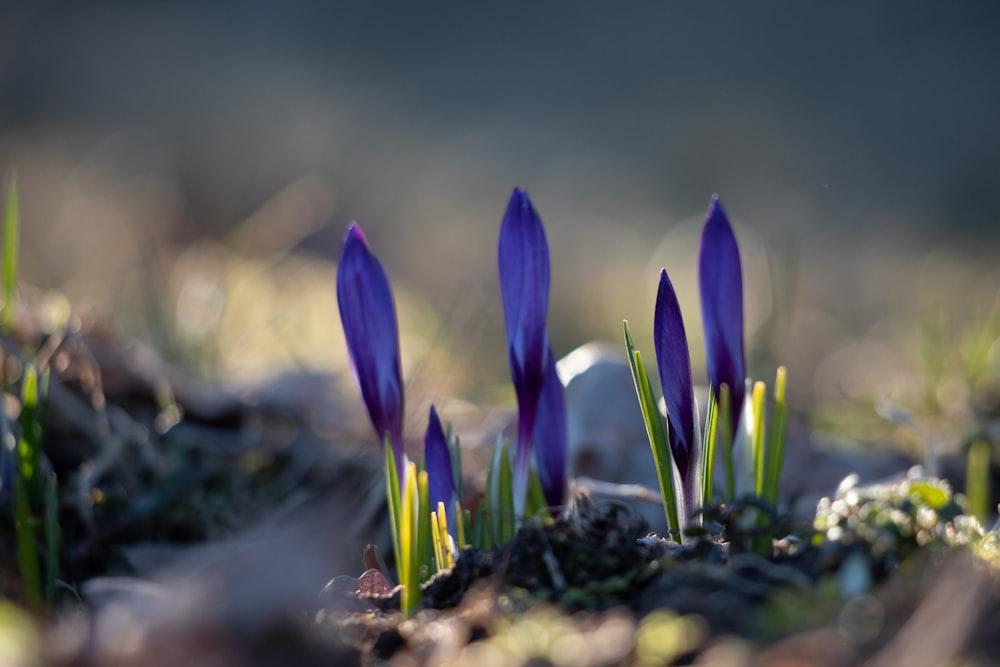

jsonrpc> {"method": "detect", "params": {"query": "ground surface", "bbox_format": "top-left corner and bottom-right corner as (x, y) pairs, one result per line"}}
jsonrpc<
(0, 302), (998, 667)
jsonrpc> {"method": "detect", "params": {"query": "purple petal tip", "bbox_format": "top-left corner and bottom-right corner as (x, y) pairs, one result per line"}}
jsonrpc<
(653, 269), (695, 470)
(425, 404), (457, 510)
(698, 196), (746, 433)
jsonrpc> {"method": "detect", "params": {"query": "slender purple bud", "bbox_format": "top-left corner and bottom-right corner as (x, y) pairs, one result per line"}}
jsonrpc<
(336, 223), (405, 474)
(698, 196), (746, 435)
(498, 188), (551, 514)
(654, 268), (697, 514)
(424, 405), (457, 512)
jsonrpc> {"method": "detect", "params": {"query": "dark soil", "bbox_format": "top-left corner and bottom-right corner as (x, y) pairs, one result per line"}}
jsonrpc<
(321, 491), (1000, 666)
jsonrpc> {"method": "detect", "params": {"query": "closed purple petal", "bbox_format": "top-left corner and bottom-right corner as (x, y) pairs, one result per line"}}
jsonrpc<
(498, 187), (552, 513)
(532, 347), (567, 511)
(498, 188), (551, 411)
(654, 269), (696, 484)
(424, 405), (457, 511)
(698, 196), (746, 433)
(336, 223), (405, 465)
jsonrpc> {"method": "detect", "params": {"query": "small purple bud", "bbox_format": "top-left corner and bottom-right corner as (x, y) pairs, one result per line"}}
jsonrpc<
(424, 405), (457, 512)
(654, 268), (697, 515)
(498, 188), (552, 514)
(698, 196), (746, 435)
(336, 223), (405, 474)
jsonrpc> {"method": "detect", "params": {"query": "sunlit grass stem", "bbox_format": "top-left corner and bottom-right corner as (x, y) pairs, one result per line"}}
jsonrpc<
(3, 177), (18, 333)
(701, 386), (718, 504)
(14, 365), (43, 610)
(417, 469), (432, 581)
(384, 439), (402, 584)
(763, 367), (788, 506)
(751, 381), (767, 497)
(486, 438), (515, 544)
(624, 321), (681, 541)
(966, 439), (991, 525)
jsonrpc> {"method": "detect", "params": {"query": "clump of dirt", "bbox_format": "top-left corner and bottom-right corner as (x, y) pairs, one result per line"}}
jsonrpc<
(323, 480), (999, 665)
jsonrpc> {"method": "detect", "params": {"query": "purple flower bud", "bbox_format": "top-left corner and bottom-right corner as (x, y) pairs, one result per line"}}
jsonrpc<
(654, 268), (697, 516)
(424, 405), (457, 512)
(336, 223), (405, 473)
(498, 188), (552, 514)
(698, 196), (746, 435)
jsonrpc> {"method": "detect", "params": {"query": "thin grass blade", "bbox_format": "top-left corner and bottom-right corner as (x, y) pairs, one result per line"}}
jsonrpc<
(495, 440), (514, 542)
(430, 507), (445, 572)
(384, 438), (402, 584)
(624, 321), (681, 539)
(3, 177), (18, 333)
(525, 467), (548, 519)
(763, 367), (788, 505)
(457, 501), (468, 550)
(417, 469), (432, 580)
(701, 385), (718, 505)
(967, 440), (990, 525)
(751, 381), (767, 497)
(400, 462), (422, 614)
(19, 365), (42, 505)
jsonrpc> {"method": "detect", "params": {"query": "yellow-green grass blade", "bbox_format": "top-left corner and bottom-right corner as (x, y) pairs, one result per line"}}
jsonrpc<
(417, 469), (432, 580)
(496, 440), (514, 542)
(624, 321), (681, 540)
(751, 381), (767, 497)
(400, 462), (422, 614)
(384, 438), (402, 585)
(525, 466), (548, 519)
(763, 367), (788, 506)
(430, 507), (445, 572)
(701, 385), (718, 505)
(967, 439), (991, 525)
(3, 177), (18, 333)
(435, 501), (453, 570)
(458, 504), (469, 550)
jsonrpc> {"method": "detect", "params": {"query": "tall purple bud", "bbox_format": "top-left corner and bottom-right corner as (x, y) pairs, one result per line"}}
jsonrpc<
(654, 269), (698, 518)
(498, 188), (551, 515)
(424, 405), (457, 513)
(336, 223), (405, 477)
(532, 347), (567, 512)
(698, 196), (746, 436)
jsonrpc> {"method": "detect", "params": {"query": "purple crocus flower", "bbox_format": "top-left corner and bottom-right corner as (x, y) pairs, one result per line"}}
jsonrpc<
(698, 196), (746, 436)
(498, 188), (551, 514)
(532, 347), (567, 512)
(424, 405), (457, 513)
(336, 223), (405, 475)
(654, 269), (698, 518)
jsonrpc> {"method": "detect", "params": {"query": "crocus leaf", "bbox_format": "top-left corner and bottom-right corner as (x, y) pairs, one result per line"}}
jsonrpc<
(336, 223), (405, 470)
(763, 367), (788, 505)
(498, 188), (552, 515)
(424, 405), (457, 513)
(698, 196), (746, 435)
(654, 268), (696, 489)
(532, 347), (567, 513)
(384, 435), (402, 581)
(624, 320), (681, 539)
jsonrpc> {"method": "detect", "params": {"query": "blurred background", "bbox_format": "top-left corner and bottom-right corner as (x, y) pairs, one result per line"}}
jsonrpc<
(2, 1), (999, 455)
